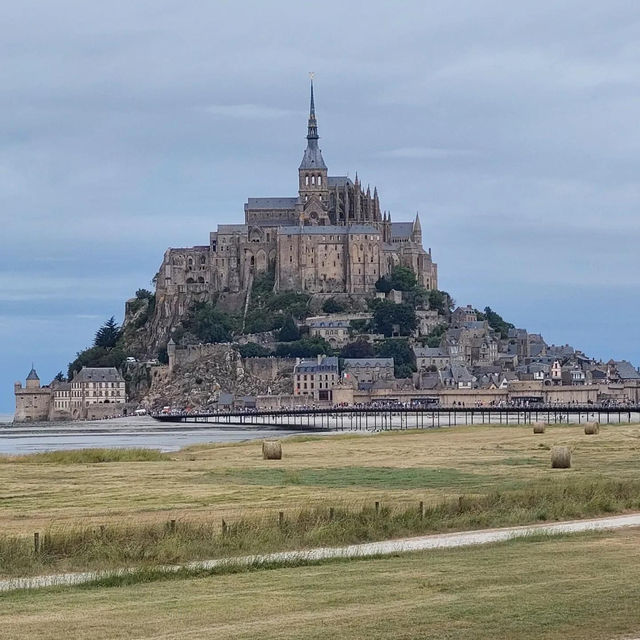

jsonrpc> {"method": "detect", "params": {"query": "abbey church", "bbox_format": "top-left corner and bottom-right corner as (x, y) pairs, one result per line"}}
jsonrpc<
(155, 81), (438, 310)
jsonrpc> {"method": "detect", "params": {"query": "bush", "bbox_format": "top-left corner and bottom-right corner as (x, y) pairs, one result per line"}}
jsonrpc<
(340, 340), (375, 359)
(372, 301), (417, 337)
(278, 315), (300, 342)
(484, 306), (515, 339)
(375, 339), (416, 378)
(322, 297), (346, 313)
(275, 337), (332, 358)
(427, 290), (453, 315)
(183, 302), (237, 344)
(376, 266), (417, 293)
(68, 346), (126, 380)
(236, 343), (273, 358)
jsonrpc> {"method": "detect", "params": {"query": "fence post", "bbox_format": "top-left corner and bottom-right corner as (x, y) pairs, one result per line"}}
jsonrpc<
(34, 532), (40, 554)
(170, 519), (176, 533)
(329, 507), (335, 521)
(278, 511), (284, 527)
(222, 519), (227, 536)
(419, 501), (425, 519)
(375, 501), (380, 515)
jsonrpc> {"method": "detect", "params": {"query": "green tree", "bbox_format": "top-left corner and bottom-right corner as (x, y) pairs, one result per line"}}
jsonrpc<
(183, 302), (236, 343)
(340, 340), (375, 359)
(236, 343), (273, 358)
(275, 336), (332, 358)
(389, 265), (417, 291)
(94, 317), (121, 348)
(322, 297), (346, 313)
(157, 346), (169, 365)
(375, 339), (416, 378)
(372, 301), (417, 337)
(427, 289), (453, 315)
(374, 276), (392, 293)
(135, 289), (154, 300)
(53, 371), (66, 382)
(484, 306), (515, 339)
(68, 346), (126, 380)
(278, 315), (300, 342)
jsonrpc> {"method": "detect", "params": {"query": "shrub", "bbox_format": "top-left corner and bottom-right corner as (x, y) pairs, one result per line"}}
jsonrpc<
(275, 337), (332, 358)
(278, 315), (300, 342)
(340, 340), (375, 359)
(236, 343), (273, 358)
(375, 339), (416, 378)
(322, 297), (346, 313)
(372, 301), (417, 337)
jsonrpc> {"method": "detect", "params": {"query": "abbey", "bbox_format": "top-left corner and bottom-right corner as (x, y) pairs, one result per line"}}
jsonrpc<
(155, 81), (438, 312)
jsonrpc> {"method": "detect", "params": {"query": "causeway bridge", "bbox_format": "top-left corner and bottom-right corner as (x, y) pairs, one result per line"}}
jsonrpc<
(151, 405), (640, 431)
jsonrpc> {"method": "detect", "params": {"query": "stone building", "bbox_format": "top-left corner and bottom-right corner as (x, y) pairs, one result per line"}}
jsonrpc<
(70, 367), (126, 419)
(293, 355), (339, 402)
(342, 358), (394, 385)
(13, 368), (51, 422)
(14, 366), (126, 422)
(307, 318), (351, 348)
(152, 80), (438, 342)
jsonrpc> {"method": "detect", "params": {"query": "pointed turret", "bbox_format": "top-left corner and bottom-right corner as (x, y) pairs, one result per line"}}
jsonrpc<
(25, 366), (40, 389)
(412, 212), (422, 243)
(299, 77), (327, 171)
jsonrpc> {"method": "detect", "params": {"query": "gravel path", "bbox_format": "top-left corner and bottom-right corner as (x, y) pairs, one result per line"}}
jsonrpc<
(3, 512), (640, 593)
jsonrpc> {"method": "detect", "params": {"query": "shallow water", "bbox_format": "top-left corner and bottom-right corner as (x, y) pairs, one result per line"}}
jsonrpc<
(0, 415), (311, 454)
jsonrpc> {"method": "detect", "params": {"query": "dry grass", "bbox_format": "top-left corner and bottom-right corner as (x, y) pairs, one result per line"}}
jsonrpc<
(3, 528), (640, 639)
(0, 423), (639, 536)
(551, 446), (572, 468)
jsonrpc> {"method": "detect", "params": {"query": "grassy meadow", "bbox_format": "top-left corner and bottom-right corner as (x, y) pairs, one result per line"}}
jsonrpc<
(3, 528), (640, 639)
(0, 422), (639, 577)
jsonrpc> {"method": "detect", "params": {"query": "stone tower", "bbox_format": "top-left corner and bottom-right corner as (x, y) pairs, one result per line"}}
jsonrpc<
(14, 366), (51, 423)
(298, 78), (330, 225)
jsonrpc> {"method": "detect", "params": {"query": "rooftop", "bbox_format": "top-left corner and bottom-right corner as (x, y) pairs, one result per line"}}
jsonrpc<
(72, 367), (124, 383)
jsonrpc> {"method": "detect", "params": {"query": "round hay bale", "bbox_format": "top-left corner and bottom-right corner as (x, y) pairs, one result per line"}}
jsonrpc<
(551, 446), (571, 469)
(262, 440), (282, 460)
(532, 422), (546, 434)
(584, 421), (600, 435)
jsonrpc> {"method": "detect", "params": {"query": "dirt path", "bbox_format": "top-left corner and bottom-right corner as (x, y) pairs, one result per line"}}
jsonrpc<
(3, 512), (640, 593)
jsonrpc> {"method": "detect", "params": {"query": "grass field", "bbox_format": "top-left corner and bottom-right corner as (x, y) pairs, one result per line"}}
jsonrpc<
(2, 528), (640, 639)
(1, 422), (638, 537)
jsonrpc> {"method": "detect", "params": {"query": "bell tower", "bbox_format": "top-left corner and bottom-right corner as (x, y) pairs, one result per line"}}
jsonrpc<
(298, 75), (329, 224)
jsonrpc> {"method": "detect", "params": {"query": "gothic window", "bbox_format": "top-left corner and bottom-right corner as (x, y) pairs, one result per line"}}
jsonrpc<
(318, 175), (322, 186)
(305, 176), (309, 186)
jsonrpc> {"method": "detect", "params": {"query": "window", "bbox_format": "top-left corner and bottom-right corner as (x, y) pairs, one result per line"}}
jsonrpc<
(318, 175), (322, 186)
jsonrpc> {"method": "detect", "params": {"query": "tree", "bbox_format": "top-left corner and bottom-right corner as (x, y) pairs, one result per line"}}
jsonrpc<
(427, 289), (453, 315)
(237, 342), (273, 358)
(275, 336), (332, 358)
(68, 346), (126, 380)
(375, 339), (416, 378)
(94, 317), (121, 349)
(53, 371), (66, 382)
(389, 266), (417, 291)
(135, 289), (154, 300)
(484, 307), (515, 339)
(322, 297), (346, 313)
(372, 301), (417, 337)
(183, 302), (236, 343)
(340, 340), (375, 359)
(375, 266), (418, 293)
(278, 315), (300, 342)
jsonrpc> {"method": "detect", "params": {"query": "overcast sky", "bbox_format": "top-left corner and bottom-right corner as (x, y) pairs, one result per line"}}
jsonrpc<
(2, 0), (640, 412)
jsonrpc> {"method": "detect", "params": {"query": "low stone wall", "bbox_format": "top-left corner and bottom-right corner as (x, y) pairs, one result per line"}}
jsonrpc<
(244, 357), (295, 381)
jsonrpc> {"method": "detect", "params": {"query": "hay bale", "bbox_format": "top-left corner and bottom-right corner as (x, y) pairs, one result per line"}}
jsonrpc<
(262, 440), (282, 460)
(551, 446), (571, 469)
(584, 421), (600, 435)
(532, 422), (546, 434)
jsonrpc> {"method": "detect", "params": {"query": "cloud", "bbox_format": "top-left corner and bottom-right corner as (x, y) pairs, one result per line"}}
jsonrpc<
(201, 104), (300, 119)
(376, 147), (478, 160)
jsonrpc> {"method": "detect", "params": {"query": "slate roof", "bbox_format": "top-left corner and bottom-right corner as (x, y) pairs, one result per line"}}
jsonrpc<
(245, 197), (298, 210)
(327, 176), (353, 188)
(612, 360), (640, 380)
(295, 356), (339, 373)
(26, 367), (39, 381)
(73, 367), (124, 383)
(343, 358), (394, 369)
(413, 347), (448, 358)
(309, 319), (351, 328)
(217, 224), (248, 234)
(391, 222), (413, 239)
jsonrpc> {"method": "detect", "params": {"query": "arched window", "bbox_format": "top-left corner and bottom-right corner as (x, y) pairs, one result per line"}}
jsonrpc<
(317, 175), (322, 186)
(311, 175), (315, 185)
(199, 255), (206, 265)
(197, 276), (204, 283)
(305, 175), (309, 186)
(186, 277), (194, 284)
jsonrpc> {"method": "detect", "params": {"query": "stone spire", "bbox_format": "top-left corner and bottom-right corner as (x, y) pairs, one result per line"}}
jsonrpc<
(299, 76), (327, 170)
(412, 212), (422, 243)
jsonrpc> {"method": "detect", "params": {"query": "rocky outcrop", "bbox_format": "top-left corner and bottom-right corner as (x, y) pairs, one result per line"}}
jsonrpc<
(137, 344), (294, 411)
